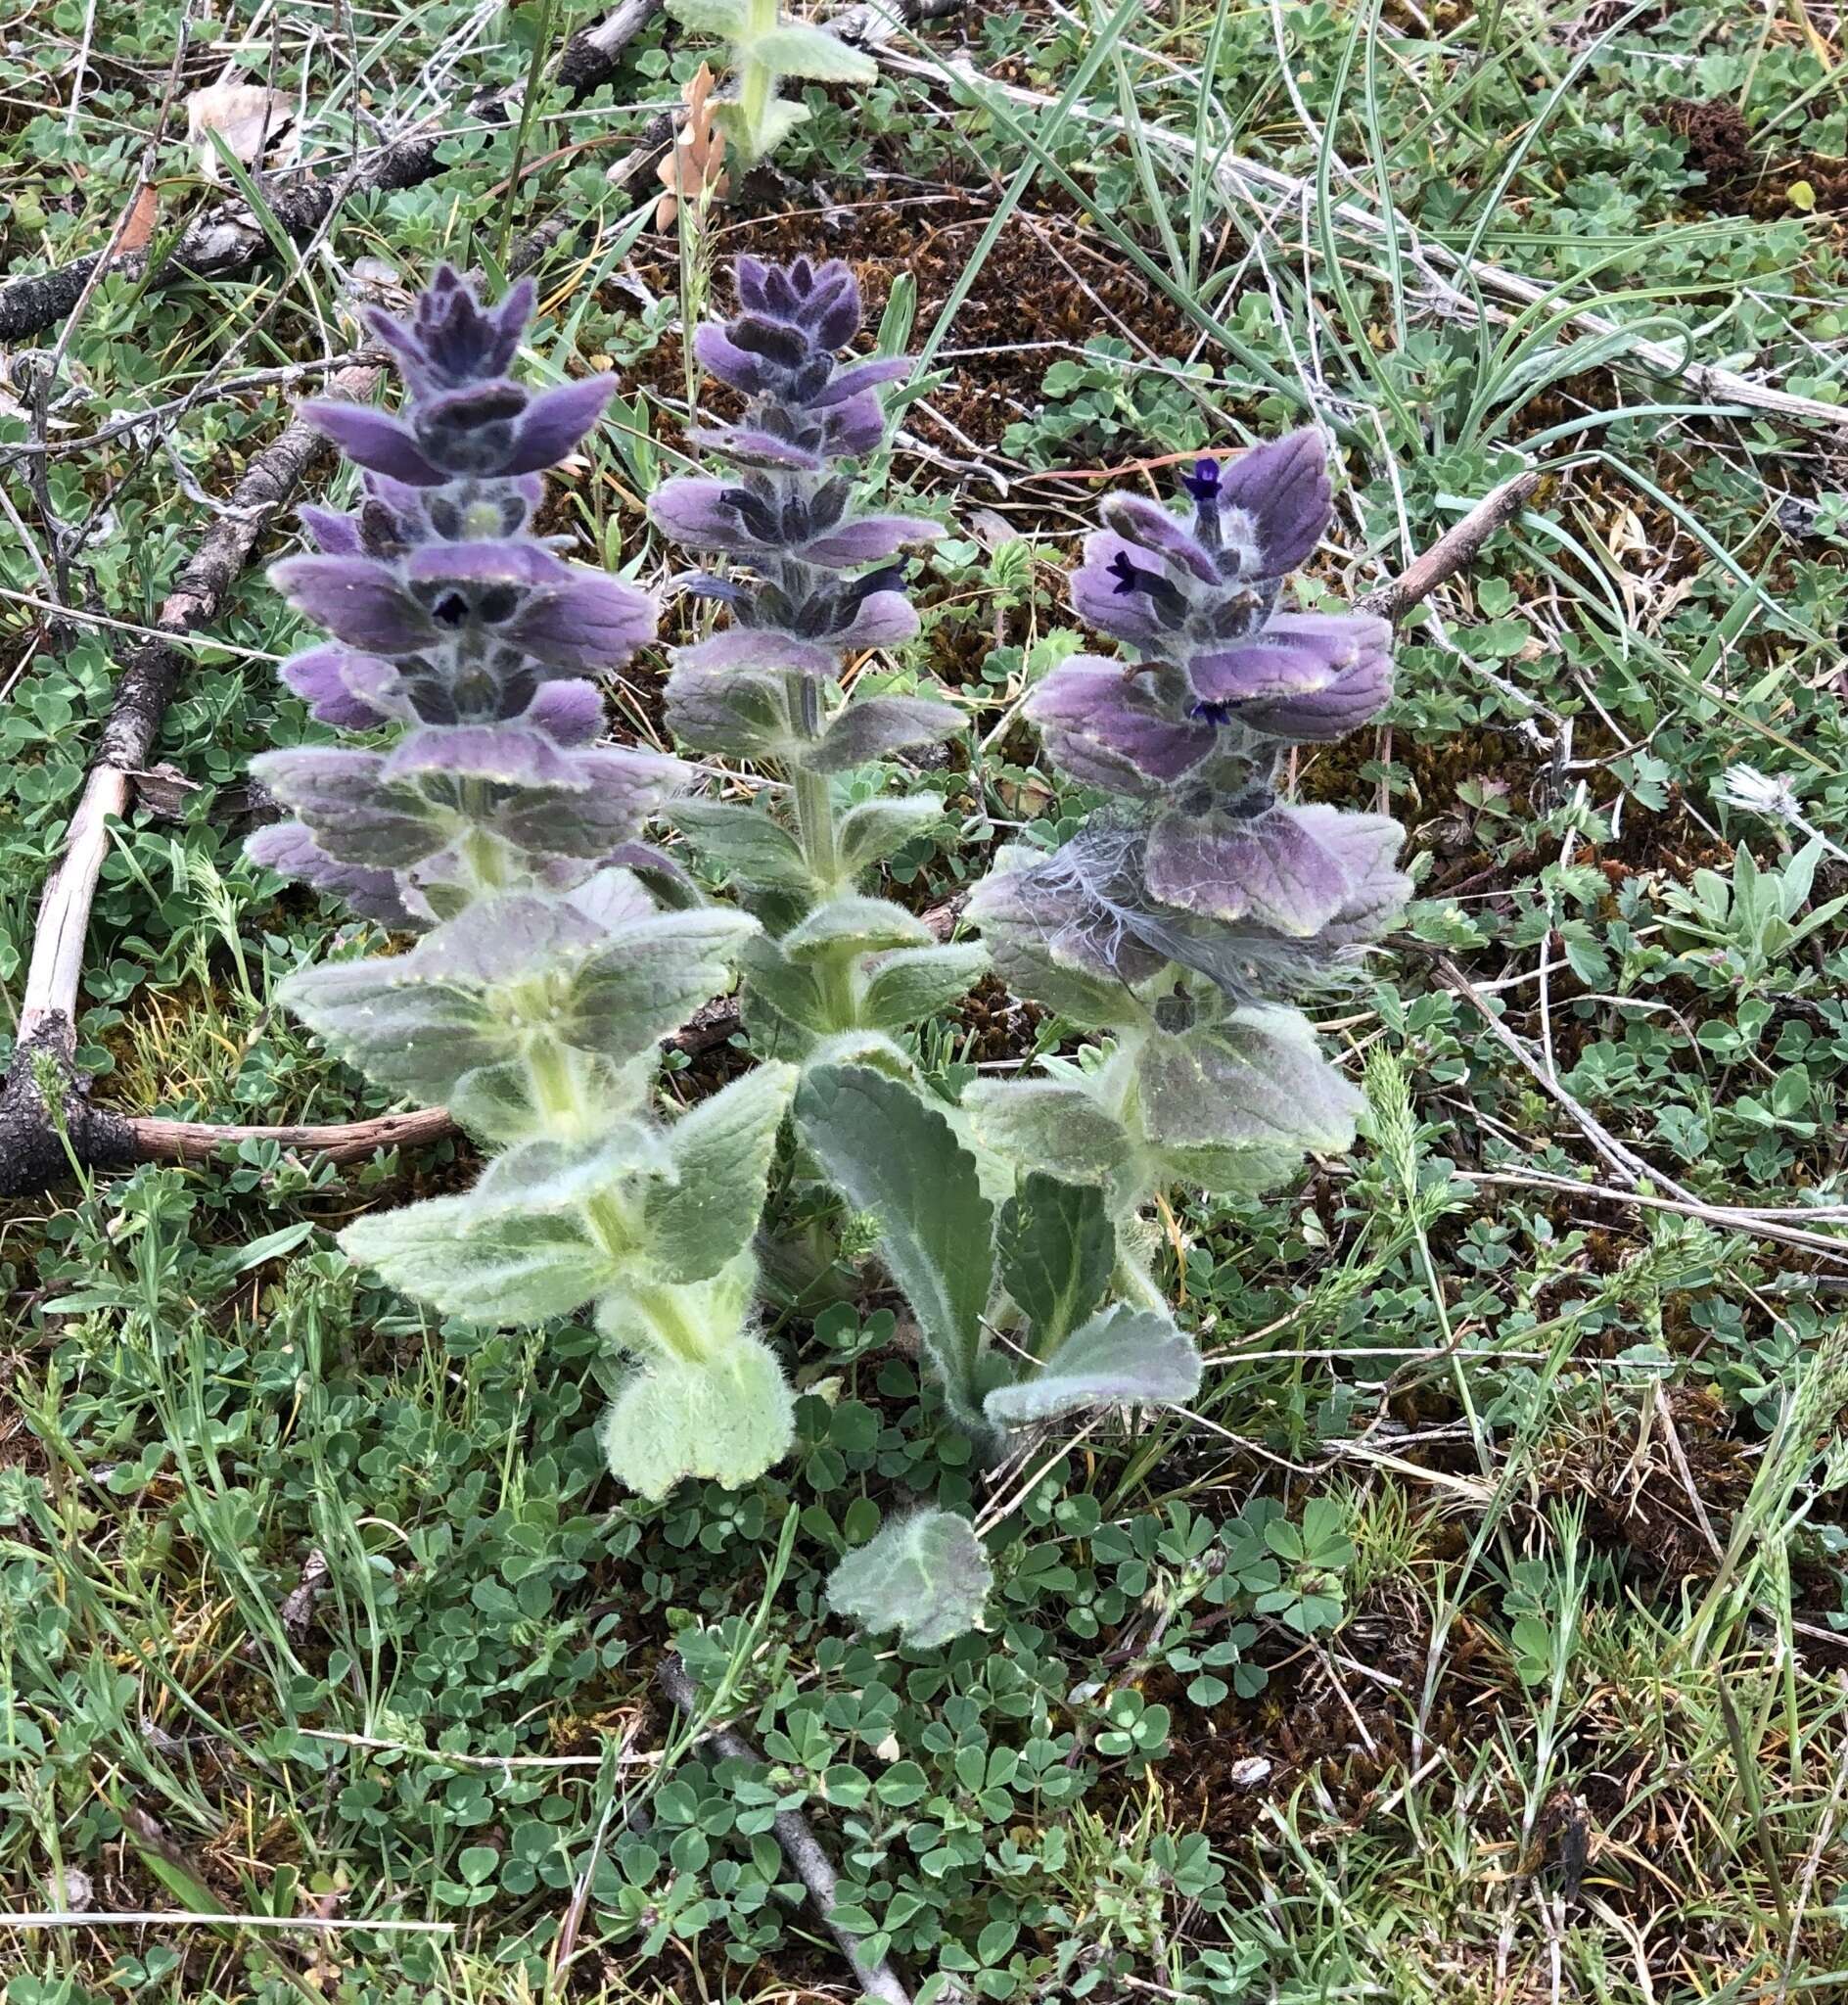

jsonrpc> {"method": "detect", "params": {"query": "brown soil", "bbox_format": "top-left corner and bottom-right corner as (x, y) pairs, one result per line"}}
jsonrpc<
(1663, 97), (1848, 217)
(625, 195), (1205, 456)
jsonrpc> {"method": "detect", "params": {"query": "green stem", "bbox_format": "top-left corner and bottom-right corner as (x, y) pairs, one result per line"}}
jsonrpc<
(621, 1280), (709, 1367)
(737, 0), (779, 160)
(786, 674), (840, 890)
(526, 1036), (581, 1133)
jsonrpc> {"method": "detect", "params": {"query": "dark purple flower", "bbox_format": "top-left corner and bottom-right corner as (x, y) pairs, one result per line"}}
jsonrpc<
(736, 254), (862, 350)
(1028, 659), (1219, 793)
(365, 265), (533, 395)
(302, 374), (614, 487)
(1071, 532), (1188, 647)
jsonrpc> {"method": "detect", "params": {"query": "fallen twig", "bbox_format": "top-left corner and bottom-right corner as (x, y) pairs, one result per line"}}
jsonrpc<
(0, 0), (669, 348)
(557, 0), (668, 102)
(0, 368), (375, 1200)
(656, 1652), (914, 2005)
(1357, 469), (1541, 620)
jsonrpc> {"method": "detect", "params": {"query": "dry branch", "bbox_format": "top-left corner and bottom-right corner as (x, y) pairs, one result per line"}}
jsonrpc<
(656, 1653), (914, 2005)
(0, 132), (442, 348)
(558, 0), (667, 102)
(0, 368), (375, 1200)
(0, 0), (669, 349)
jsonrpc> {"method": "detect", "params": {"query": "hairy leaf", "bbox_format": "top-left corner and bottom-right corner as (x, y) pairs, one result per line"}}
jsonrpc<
(827, 1509), (993, 1648)
(962, 1080), (1134, 1188)
(996, 1173), (1113, 1354)
(669, 799), (812, 892)
(984, 1305), (1201, 1426)
(796, 1065), (993, 1421)
(858, 942), (989, 1031)
(600, 1333), (795, 1500)
(749, 23), (877, 83)
(342, 1196), (616, 1325)
(802, 693), (963, 773)
(837, 795), (943, 874)
(781, 895), (932, 961)
(642, 1062), (799, 1282)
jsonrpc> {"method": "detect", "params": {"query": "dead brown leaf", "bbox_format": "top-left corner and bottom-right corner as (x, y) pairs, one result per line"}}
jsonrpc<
(654, 64), (730, 230)
(186, 82), (299, 184)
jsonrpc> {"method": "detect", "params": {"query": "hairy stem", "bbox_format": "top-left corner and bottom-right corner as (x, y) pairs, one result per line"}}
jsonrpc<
(619, 1279), (709, 1366)
(737, 0), (779, 160)
(787, 675), (840, 889)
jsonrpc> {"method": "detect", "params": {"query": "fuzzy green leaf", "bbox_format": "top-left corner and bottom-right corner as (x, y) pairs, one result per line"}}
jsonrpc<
(802, 694), (963, 773)
(600, 1332), (795, 1500)
(749, 23), (878, 83)
(962, 1080), (1134, 1187)
(781, 896), (932, 961)
(642, 1062), (799, 1282)
(859, 943), (989, 1031)
(668, 800), (811, 893)
(983, 1306), (1201, 1427)
(838, 796), (943, 875)
(342, 1197), (616, 1326)
(995, 1173), (1113, 1354)
(796, 1064), (993, 1418)
(827, 1509), (993, 1648)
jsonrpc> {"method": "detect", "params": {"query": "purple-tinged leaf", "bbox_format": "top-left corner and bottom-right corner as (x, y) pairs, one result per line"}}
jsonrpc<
(271, 554), (433, 654)
(384, 724), (582, 790)
(251, 748), (450, 867)
(510, 568), (657, 670)
(1027, 658), (1217, 791)
(673, 626), (842, 678)
(502, 374), (617, 473)
(802, 513), (941, 567)
(1069, 531), (1187, 648)
(299, 504), (366, 556)
(1097, 493), (1222, 585)
(245, 819), (423, 928)
(1143, 803), (1353, 938)
(522, 678), (605, 744)
(1218, 427), (1331, 579)
(1190, 612), (1392, 738)
(300, 399), (443, 485)
(279, 643), (396, 727)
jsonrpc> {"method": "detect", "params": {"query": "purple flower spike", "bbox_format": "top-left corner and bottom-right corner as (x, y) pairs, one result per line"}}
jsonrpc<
(364, 264), (533, 395)
(254, 263), (662, 920)
(974, 426), (1407, 1034)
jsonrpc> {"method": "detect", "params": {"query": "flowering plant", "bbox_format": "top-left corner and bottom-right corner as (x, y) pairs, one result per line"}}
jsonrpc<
(964, 432), (1408, 1211)
(650, 254), (982, 1057)
(814, 434), (1409, 1646)
(250, 268), (802, 1502)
